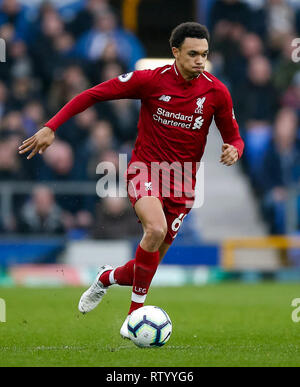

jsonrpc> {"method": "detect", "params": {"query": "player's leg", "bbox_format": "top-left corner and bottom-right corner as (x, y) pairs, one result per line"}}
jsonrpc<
(99, 240), (170, 289)
(119, 202), (191, 339)
(128, 196), (167, 314)
(120, 204), (192, 282)
(78, 196), (167, 315)
(119, 197), (168, 338)
(100, 203), (182, 289)
(116, 240), (171, 340)
(99, 240), (170, 288)
(158, 241), (171, 263)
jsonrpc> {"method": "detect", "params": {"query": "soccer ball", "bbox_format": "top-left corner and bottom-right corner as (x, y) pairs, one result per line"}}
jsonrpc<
(128, 305), (172, 348)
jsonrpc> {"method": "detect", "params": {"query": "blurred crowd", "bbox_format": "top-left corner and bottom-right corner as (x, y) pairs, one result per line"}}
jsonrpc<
(0, 0), (299, 238)
(0, 0), (144, 238)
(209, 0), (300, 234)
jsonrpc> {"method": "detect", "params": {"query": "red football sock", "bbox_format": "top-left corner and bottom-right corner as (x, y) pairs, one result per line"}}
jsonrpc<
(98, 269), (112, 288)
(129, 245), (159, 315)
(99, 259), (135, 287)
(114, 259), (135, 286)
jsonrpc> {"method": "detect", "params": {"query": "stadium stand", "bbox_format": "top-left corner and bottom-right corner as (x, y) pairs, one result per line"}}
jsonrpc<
(0, 0), (299, 246)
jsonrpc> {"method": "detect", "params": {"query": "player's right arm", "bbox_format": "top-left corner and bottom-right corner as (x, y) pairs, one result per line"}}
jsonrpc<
(19, 126), (55, 159)
(19, 70), (154, 159)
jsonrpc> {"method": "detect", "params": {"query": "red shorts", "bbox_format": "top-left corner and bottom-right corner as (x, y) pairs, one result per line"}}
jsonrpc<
(126, 162), (195, 245)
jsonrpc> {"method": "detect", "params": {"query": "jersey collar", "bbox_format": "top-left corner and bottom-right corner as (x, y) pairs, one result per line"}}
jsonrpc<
(172, 62), (201, 87)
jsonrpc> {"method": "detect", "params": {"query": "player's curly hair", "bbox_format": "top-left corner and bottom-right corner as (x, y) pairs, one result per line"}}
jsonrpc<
(169, 22), (210, 48)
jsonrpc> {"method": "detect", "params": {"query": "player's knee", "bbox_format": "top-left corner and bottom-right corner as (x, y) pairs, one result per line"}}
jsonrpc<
(144, 224), (167, 245)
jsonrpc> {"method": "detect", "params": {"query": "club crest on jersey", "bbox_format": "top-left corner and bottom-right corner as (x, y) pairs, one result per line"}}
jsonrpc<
(118, 72), (133, 82)
(195, 97), (206, 114)
(145, 182), (152, 191)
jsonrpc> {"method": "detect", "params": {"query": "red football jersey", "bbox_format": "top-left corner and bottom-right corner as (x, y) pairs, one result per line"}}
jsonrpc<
(45, 62), (244, 194)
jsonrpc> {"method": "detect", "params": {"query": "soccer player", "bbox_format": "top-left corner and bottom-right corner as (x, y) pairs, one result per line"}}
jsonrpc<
(19, 22), (244, 338)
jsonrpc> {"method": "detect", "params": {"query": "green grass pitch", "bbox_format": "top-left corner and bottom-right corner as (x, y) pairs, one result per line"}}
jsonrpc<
(0, 283), (300, 367)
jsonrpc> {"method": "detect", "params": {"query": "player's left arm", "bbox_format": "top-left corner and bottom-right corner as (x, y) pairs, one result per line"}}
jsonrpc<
(19, 70), (154, 159)
(214, 85), (244, 166)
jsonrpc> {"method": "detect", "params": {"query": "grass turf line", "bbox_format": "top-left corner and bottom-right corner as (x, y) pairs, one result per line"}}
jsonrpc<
(0, 283), (300, 367)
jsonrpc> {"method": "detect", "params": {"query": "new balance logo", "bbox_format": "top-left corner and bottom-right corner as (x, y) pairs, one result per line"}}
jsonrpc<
(159, 95), (171, 102)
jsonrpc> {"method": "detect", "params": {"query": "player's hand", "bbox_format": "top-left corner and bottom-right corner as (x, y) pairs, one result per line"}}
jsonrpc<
(19, 126), (55, 160)
(220, 144), (239, 166)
